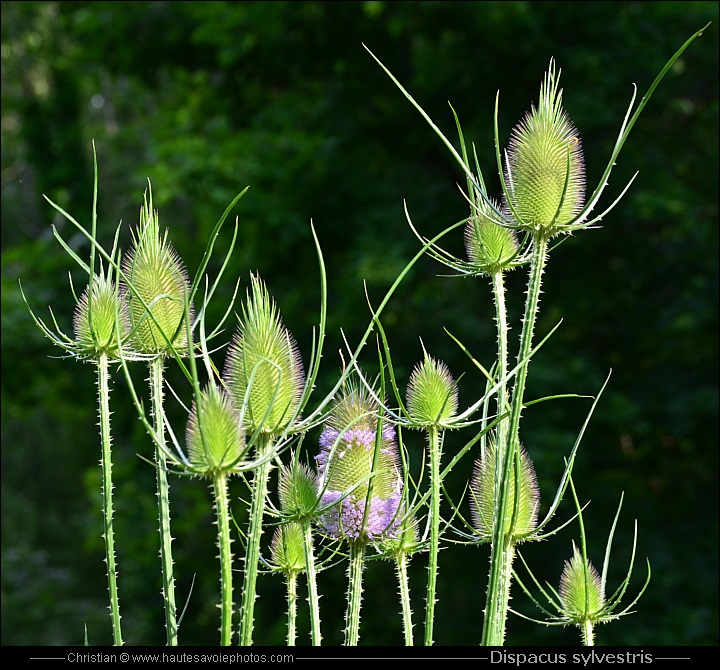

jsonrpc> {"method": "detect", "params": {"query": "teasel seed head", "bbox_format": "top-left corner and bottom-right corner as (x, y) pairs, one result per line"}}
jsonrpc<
(224, 273), (305, 435)
(465, 196), (519, 273)
(186, 381), (246, 477)
(559, 543), (607, 622)
(123, 189), (192, 355)
(269, 522), (307, 576)
(504, 59), (585, 235)
(73, 270), (129, 360)
(278, 460), (320, 522)
(470, 440), (540, 541)
(406, 352), (458, 427)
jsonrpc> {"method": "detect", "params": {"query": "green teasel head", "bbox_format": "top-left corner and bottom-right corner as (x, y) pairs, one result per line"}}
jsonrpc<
(376, 511), (421, 560)
(224, 273), (305, 435)
(269, 522), (307, 576)
(470, 440), (539, 541)
(185, 381), (246, 477)
(465, 195), (520, 274)
(406, 351), (458, 427)
(123, 188), (192, 356)
(278, 460), (319, 522)
(503, 59), (585, 236)
(73, 268), (129, 360)
(559, 543), (607, 622)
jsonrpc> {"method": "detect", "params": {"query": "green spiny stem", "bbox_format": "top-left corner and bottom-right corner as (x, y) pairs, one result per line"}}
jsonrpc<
(482, 234), (549, 646)
(491, 270), (511, 456)
(301, 520), (322, 645)
(150, 356), (178, 646)
(213, 472), (234, 646)
(424, 424), (442, 646)
(345, 540), (366, 646)
(97, 353), (123, 646)
(239, 433), (275, 646)
(582, 619), (595, 647)
(396, 552), (414, 646)
(285, 571), (298, 646)
(485, 540), (516, 645)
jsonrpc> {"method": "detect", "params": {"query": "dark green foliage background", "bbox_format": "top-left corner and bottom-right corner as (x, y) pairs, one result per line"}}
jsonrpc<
(2, 1), (717, 647)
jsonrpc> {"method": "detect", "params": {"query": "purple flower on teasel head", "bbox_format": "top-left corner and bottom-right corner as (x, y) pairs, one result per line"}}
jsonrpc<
(315, 383), (403, 543)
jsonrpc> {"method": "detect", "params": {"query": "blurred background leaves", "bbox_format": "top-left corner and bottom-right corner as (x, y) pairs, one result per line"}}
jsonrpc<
(2, 0), (717, 646)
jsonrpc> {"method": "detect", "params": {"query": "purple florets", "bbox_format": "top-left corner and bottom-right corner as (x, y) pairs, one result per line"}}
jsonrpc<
(317, 488), (403, 540)
(315, 422), (403, 542)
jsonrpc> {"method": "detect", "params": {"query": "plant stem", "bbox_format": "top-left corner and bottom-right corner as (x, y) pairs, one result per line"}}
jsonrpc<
(213, 472), (234, 646)
(239, 432), (274, 646)
(396, 552), (414, 646)
(302, 520), (322, 645)
(424, 424), (442, 646)
(150, 356), (178, 646)
(582, 619), (595, 646)
(285, 570), (298, 646)
(345, 540), (366, 646)
(491, 270), (511, 458)
(97, 353), (123, 646)
(482, 234), (549, 646)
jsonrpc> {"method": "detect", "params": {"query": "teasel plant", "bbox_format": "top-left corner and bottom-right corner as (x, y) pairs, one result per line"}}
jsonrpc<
(314, 374), (405, 646)
(116, 190), (252, 646)
(365, 25), (707, 645)
(267, 521), (307, 646)
(21, 145), (131, 646)
(223, 272), (308, 646)
(404, 349), (458, 646)
(512, 477), (651, 646)
(263, 455), (328, 646)
(117, 184), (198, 645)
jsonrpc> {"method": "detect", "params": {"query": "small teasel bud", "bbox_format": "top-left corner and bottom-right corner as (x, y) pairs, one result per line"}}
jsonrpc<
(186, 381), (246, 477)
(316, 381), (403, 542)
(470, 440), (539, 540)
(73, 271), (129, 359)
(377, 511), (420, 559)
(406, 352), (458, 427)
(465, 197), (519, 273)
(123, 190), (192, 355)
(559, 543), (606, 621)
(278, 461), (319, 521)
(504, 59), (585, 234)
(224, 273), (304, 435)
(270, 523), (307, 575)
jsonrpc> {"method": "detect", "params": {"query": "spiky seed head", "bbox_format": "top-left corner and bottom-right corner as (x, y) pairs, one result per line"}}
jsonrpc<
(504, 59), (585, 235)
(278, 461), (319, 521)
(470, 440), (540, 541)
(269, 523), (307, 575)
(123, 191), (192, 355)
(224, 273), (304, 435)
(316, 380), (403, 542)
(406, 353), (458, 427)
(73, 271), (129, 360)
(186, 382), (246, 477)
(465, 196), (519, 273)
(559, 544), (607, 621)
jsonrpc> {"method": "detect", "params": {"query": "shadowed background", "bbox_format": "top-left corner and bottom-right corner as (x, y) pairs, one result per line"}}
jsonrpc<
(2, 0), (717, 646)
